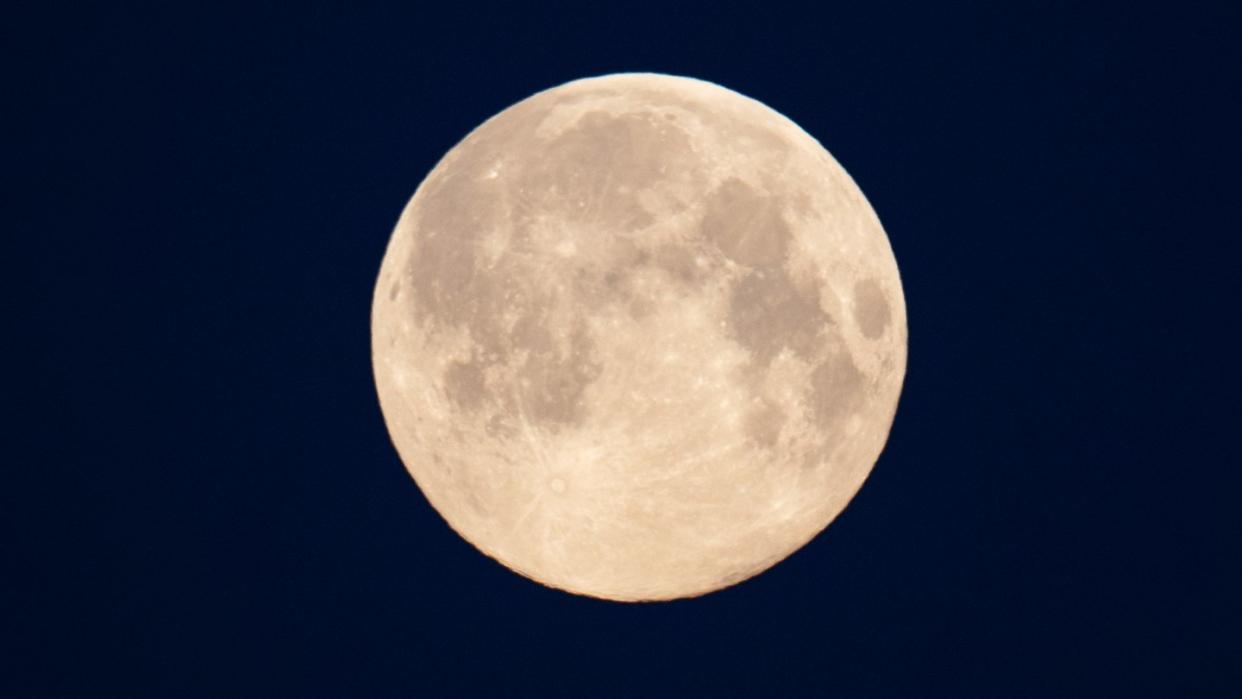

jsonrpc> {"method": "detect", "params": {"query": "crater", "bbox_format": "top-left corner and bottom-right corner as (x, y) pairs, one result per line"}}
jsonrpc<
(852, 278), (891, 339)
(700, 178), (791, 268)
(727, 268), (829, 368)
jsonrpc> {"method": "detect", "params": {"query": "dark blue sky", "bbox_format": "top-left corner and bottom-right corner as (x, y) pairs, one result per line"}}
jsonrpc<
(9, 2), (1240, 696)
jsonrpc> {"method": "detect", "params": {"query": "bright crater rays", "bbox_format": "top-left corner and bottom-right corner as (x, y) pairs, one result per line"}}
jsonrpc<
(372, 73), (906, 601)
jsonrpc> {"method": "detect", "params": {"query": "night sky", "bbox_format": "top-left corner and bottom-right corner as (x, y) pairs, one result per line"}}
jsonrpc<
(9, 3), (1240, 696)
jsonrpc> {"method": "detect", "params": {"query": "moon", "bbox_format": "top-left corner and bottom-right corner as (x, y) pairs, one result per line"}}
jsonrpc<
(372, 73), (906, 601)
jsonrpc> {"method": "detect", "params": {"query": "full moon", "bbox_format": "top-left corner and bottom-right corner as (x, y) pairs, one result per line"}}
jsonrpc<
(372, 73), (906, 601)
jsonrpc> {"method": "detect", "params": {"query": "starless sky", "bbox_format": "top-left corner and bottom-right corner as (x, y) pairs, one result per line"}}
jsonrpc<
(9, 2), (1241, 696)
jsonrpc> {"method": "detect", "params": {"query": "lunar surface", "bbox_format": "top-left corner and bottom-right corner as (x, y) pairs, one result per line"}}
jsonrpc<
(372, 73), (906, 601)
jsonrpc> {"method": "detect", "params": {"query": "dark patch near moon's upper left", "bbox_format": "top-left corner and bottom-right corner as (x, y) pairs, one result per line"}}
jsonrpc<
(521, 109), (697, 232)
(403, 101), (712, 435)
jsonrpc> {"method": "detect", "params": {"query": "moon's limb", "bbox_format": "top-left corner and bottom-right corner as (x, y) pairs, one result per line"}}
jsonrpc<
(372, 73), (906, 601)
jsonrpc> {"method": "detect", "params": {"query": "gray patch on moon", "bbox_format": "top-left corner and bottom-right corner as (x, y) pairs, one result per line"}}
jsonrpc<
(403, 98), (561, 330)
(852, 278), (891, 339)
(567, 238), (647, 312)
(404, 174), (513, 332)
(409, 222), (606, 432)
(626, 295), (655, 321)
(744, 398), (786, 449)
(510, 320), (603, 430)
(523, 109), (697, 230)
(650, 243), (707, 284)
(807, 346), (866, 430)
(443, 358), (487, 412)
(700, 178), (791, 268)
(443, 307), (605, 435)
(727, 268), (828, 368)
